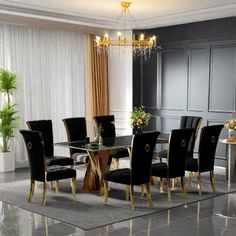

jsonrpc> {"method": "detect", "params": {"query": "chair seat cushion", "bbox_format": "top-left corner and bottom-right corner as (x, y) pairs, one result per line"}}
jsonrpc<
(112, 148), (129, 159)
(104, 168), (131, 185)
(185, 158), (198, 172)
(72, 153), (89, 164)
(46, 166), (76, 181)
(46, 156), (74, 166)
(151, 163), (168, 178)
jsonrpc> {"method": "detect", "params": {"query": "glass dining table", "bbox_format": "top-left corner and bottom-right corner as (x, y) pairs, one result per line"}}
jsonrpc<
(55, 133), (169, 195)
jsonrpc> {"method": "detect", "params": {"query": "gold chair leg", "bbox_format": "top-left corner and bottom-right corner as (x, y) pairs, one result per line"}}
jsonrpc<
(197, 172), (202, 195)
(55, 180), (59, 194)
(104, 181), (108, 204)
(152, 176), (157, 185)
(28, 180), (35, 203)
(167, 179), (171, 202)
(141, 184), (145, 198)
(130, 185), (135, 210)
(125, 185), (129, 201)
(145, 183), (154, 208)
(42, 182), (47, 206)
(171, 178), (176, 190)
(210, 171), (216, 192)
(160, 178), (164, 193)
(49, 181), (53, 191)
(114, 158), (119, 169)
(181, 177), (187, 198)
(189, 172), (192, 187)
(71, 177), (77, 200)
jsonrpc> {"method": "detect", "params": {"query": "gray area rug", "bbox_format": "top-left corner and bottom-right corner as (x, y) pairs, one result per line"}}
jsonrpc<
(0, 167), (235, 230)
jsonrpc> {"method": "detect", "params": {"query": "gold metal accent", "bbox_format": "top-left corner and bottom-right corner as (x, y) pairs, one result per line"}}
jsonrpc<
(167, 179), (171, 202)
(71, 177), (77, 200)
(28, 180), (35, 202)
(55, 180), (59, 194)
(114, 158), (119, 169)
(189, 172), (192, 187)
(104, 181), (108, 204)
(95, 2), (157, 54)
(42, 182), (47, 206)
(49, 181), (53, 190)
(210, 171), (216, 192)
(145, 144), (151, 152)
(125, 185), (129, 200)
(160, 178), (164, 193)
(181, 177), (187, 198)
(130, 185), (135, 210)
(197, 173), (202, 195)
(82, 150), (111, 195)
(145, 183), (154, 208)
(141, 184), (145, 198)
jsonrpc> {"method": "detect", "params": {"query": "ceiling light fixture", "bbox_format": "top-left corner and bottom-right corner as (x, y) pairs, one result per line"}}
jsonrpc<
(95, 2), (158, 60)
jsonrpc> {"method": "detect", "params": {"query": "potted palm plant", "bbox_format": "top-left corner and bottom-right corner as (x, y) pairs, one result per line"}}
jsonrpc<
(0, 69), (19, 172)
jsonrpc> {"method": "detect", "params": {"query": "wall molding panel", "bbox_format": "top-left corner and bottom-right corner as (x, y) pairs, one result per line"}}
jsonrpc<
(133, 17), (236, 166)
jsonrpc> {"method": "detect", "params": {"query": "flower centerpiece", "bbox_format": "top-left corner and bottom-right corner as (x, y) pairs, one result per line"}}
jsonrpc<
(130, 106), (151, 134)
(225, 119), (236, 142)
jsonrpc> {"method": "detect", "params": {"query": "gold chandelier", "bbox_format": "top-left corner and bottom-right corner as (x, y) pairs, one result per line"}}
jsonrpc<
(95, 2), (157, 59)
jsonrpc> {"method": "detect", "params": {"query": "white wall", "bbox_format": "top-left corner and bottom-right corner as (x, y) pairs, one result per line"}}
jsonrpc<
(108, 30), (133, 135)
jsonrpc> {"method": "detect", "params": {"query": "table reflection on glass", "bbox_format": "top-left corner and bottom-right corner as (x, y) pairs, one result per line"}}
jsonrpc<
(55, 134), (168, 195)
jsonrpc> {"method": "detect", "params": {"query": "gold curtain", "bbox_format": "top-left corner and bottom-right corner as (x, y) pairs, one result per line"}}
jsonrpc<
(90, 35), (109, 116)
(85, 35), (109, 137)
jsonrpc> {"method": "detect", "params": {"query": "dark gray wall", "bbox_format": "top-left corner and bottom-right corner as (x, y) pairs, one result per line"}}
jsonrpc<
(133, 17), (236, 166)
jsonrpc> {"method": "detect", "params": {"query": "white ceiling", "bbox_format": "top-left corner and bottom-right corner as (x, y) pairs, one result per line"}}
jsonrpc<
(1, 0), (236, 30)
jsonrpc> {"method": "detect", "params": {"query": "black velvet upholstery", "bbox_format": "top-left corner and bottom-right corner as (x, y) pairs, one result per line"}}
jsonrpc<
(152, 128), (194, 179)
(26, 120), (74, 166)
(157, 116), (202, 159)
(63, 117), (88, 162)
(93, 115), (129, 161)
(93, 115), (116, 138)
(185, 125), (224, 173)
(19, 130), (76, 183)
(104, 131), (160, 185)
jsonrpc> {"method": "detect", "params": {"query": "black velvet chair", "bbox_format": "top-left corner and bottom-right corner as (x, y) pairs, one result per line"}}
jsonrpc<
(19, 130), (76, 206)
(151, 128), (194, 202)
(63, 117), (89, 165)
(104, 131), (160, 210)
(93, 115), (129, 168)
(185, 125), (224, 195)
(157, 116), (202, 161)
(26, 120), (74, 167)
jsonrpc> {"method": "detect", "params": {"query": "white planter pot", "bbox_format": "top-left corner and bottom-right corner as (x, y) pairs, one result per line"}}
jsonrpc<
(0, 152), (15, 172)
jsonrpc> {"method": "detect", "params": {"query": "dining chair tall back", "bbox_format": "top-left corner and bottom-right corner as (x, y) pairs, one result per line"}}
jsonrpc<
(27, 119), (54, 157)
(131, 132), (160, 186)
(198, 125), (224, 173)
(19, 130), (76, 206)
(26, 120), (74, 167)
(93, 115), (116, 138)
(104, 131), (160, 210)
(93, 115), (128, 168)
(180, 116), (202, 158)
(158, 116), (202, 161)
(62, 117), (88, 164)
(185, 125), (224, 195)
(151, 128), (194, 201)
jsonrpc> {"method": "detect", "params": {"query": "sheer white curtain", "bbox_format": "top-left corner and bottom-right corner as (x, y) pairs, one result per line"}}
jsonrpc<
(0, 23), (86, 165)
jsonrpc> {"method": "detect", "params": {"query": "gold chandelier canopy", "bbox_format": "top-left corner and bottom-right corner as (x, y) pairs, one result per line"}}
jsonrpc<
(95, 2), (158, 59)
